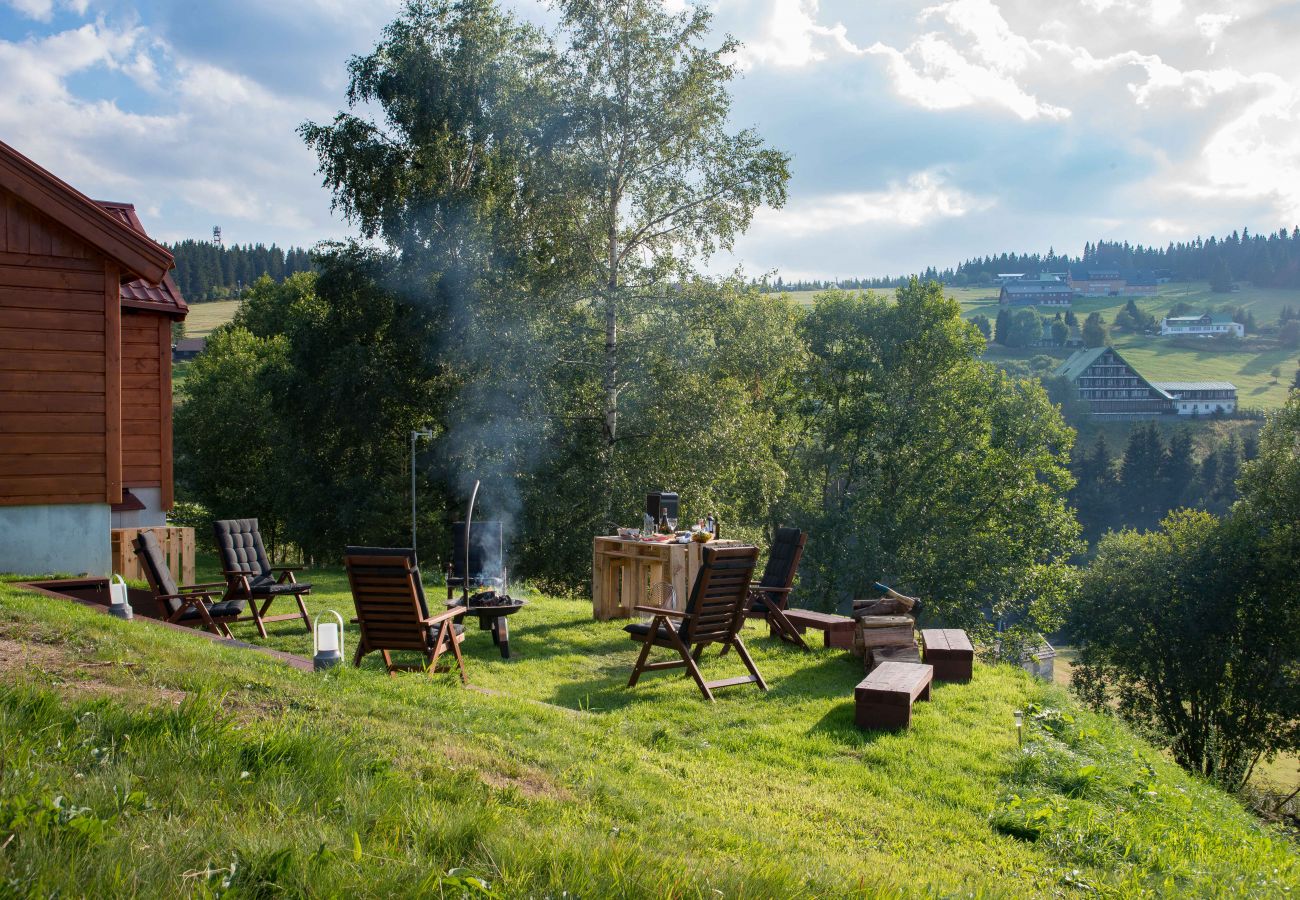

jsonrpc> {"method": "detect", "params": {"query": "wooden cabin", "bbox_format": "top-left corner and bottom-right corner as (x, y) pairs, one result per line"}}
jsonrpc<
(0, 139), (186, 576)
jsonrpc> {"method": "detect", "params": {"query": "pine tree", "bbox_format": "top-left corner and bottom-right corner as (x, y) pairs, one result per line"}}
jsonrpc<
(1159, 429), (1195, 511)
(994, 307), (1011, 345)
(1210, 257), (1233, 293)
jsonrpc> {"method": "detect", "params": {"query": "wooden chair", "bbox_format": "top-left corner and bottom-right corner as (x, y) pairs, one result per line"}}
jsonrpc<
(213, 518), (313, 637)
(133, 531), (243, 637)
(344, 546), (468, 682)
(744, 527), (809, 649)
(624, 544), (766, 701)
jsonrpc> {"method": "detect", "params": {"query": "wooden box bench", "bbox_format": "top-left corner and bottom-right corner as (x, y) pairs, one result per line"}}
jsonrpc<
(854, 661), (933, 730)
(780, 609), (856, 649)
(921, 629), (974, 682)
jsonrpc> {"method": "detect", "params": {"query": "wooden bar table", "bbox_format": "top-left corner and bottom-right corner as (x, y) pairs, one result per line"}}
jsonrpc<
(592, 536), (704, 620)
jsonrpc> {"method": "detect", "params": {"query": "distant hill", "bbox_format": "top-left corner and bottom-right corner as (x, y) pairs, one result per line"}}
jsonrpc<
(166, 240), (313, 302)
(761, 226), (1300, 292)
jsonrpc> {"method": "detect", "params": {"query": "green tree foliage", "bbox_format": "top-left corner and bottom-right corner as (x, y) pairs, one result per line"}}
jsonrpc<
(993, 307), (1011, 345)
(1072, 508), (1300, 789)
(547, 0), (789, 512)
(167, 240), (312, 302)
(1209, 257), (1233, 293)
(1112, 298), (1155, 332)
(174, 327), (292, 555)
(1279, 319), (1300, 348)
(1003, 306), (1042, 348)
(1073, 402), (1300, 788)
(792, 281), (1081, 648)
(1049, 317), (1068, 345)
(177, 253), (450, 561)
(1081, 311), (1107, 348)
(970, 313), (991, 339)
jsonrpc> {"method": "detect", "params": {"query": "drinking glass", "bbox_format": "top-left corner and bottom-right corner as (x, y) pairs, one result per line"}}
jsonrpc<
(666, 514), (678, 532)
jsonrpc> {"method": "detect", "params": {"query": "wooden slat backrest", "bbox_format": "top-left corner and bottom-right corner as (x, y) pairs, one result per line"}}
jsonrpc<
(681, 544), (759, 644)
(345, 550), (430, 652)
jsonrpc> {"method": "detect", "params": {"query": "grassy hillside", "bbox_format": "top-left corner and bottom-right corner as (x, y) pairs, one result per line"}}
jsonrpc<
(1, 573), (1294, 897)
(181, 299), (242, 338)
(772, 282), (1300, 409)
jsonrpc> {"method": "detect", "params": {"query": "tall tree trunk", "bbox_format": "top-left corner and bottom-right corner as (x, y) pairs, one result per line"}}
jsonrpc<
(601, 216), (620, 521)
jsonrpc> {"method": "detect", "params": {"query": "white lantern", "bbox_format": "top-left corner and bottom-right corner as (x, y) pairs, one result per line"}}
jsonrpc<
(107, 574), (133, 620)
(313, 610), (345, 671)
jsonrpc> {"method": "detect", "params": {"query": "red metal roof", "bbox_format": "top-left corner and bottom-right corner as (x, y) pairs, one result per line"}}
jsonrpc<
(96, 201), (188, 319)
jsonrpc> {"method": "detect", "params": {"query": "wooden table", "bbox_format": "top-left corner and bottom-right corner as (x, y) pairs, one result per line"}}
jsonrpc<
(591, 536), (704, 620)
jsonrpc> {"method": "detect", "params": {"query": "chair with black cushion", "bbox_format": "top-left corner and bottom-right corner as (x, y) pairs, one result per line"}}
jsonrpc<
(345, 546), (468, 682)
(133, 531), (244, 637)
(624, 544), (766, 702)
(446, 520), (505, 601)
(744, 527), (810, 650)
(213, 518), (313, 638)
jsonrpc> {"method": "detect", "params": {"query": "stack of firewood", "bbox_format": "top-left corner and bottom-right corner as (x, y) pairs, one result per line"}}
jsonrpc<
(851, 584), (921, 671)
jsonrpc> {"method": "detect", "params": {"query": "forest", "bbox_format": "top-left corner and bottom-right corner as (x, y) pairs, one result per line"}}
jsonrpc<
(166, 239), (313, 301)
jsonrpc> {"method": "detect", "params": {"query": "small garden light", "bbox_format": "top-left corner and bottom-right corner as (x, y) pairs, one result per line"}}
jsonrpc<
(313, 611), (345, 672)
(107, 574), (133, 620)
(1014, 709), (1024, 747)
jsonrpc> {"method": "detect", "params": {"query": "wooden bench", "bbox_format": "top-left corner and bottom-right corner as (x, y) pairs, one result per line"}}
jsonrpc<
(780, 609), (857, 649)
(921, 629), (974, 682)
(854, 661), (933, 730)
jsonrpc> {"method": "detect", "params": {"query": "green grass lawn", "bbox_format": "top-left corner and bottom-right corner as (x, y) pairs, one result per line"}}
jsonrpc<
(1, 569), (1295, 897)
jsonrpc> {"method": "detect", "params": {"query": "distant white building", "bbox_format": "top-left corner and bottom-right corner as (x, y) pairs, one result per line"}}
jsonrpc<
(1160, 313), (1244, 338)
(1150, 382), (1238, 415)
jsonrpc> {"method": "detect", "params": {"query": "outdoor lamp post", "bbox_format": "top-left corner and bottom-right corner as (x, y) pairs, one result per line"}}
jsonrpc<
(411, 428), (433, 564)
(1014, 709), (1024, 747)
(313, 610), (344, 671)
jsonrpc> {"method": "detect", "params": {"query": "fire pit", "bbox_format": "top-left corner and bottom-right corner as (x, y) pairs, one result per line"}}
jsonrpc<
(450, 589), (526, 659)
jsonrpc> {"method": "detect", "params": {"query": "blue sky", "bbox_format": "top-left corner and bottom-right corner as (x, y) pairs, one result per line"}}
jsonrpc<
(2, 0), (1297, 279)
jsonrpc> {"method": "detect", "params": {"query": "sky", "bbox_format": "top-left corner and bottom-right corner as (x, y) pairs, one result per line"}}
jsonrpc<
(1, 0), (1297, 280)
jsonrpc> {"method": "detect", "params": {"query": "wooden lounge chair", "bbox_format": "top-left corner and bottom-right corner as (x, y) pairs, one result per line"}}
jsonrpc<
(344, 546), (468, 682)
(133, 530), (243, 637)
(744, 526), (810, 649)
(213, 518), (313, 638)
(624, 544), (766, 701)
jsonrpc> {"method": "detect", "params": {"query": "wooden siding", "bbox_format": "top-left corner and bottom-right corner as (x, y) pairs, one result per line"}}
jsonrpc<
(0, 191), (113, 506)
(121, 308), (173, 503)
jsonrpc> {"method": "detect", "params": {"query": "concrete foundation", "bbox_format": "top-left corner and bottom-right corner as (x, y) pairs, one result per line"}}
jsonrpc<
(0, 503), (111, 576)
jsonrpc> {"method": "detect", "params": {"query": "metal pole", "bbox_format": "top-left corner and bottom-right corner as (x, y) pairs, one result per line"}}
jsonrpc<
(464, 479), (480, 602)
(411, 431), (417, 564)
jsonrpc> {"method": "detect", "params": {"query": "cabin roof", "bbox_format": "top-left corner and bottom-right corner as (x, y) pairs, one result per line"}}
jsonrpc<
(0, 139), (173, 285)
(97, 202), (188, 319)
(1150, 381), (1237, 392)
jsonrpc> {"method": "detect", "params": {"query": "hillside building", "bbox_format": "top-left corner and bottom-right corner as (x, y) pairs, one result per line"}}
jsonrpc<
(1150, 382), (1238, 415)
(1070, 269), (1126, 296)
(1160, 313), (1244, 338)
(999, 276), (1073, 307)
(1054, 346), (1238, 418)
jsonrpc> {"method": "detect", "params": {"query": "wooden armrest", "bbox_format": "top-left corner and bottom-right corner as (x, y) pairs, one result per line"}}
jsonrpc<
(222, 570), (252, 578)
(158, 590), (218, 602)
(270, 566), (304, 572)
(422, 607), (464, 625)
(179, 581), (227, 591)
(632, 605), (686, 618)
(749, 583), (792, 594)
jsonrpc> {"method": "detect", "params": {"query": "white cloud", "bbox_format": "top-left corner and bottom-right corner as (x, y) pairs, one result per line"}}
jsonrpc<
(1194, 13), (1235, 52)
(755, 171), (992, 236)
(865, 0), (1071, 120)
(736, 0), (863, 68)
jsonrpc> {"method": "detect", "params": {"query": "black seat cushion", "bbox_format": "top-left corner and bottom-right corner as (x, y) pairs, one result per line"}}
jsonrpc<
(246, 575), (313, 595)
(178, 599), (246, 621)
(624, 621), (679, 642)
(750, 526), (802, 612)
(213, 518), (273, 580)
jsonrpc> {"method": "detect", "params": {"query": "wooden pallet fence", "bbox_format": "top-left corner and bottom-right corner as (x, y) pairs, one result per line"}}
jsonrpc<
(110, 526), (194, 586)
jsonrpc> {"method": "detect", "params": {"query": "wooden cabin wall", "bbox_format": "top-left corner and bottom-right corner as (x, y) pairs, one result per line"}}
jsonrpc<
(0, 191), (118, 507)
(120, 309), (173, 507)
